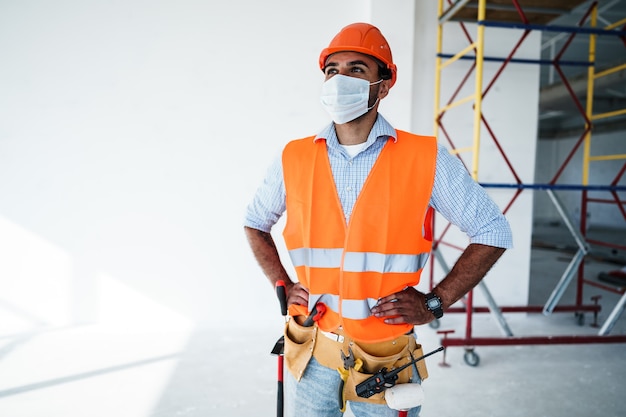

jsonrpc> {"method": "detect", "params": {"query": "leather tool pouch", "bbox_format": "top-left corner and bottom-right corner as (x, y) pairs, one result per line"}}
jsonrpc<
(344, 339), (429, 405)
(283, 319), (316, 382)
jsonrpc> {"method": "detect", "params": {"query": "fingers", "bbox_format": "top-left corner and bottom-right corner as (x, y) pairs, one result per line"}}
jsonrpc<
(371, 291), (405, 320)
(372, 296), (410, 323)
(287, 282), (309, 307)
(371, 288), (431, 325)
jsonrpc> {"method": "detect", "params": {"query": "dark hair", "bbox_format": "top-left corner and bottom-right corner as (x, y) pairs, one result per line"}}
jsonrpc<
(372, 56), (392, 80)
(378, 65), (392, 81)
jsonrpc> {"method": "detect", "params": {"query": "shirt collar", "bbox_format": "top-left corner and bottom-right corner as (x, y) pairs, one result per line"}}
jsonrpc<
(314, 114), (398, 146)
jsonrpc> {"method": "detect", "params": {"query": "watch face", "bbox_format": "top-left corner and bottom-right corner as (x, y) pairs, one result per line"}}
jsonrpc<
(427, 298), (440, 309)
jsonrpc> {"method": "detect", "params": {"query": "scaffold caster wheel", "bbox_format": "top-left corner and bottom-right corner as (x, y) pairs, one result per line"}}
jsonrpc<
(429, 319), (441, 329)
(463, 349), (480, 367)
(575, 312), (585, 326)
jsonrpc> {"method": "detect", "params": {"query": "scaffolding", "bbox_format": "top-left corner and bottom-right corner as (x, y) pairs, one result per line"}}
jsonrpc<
(432, 0), (626, 366)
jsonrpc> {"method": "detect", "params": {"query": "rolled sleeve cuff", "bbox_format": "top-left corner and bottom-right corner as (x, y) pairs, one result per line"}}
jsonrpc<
(468, 217), (514, 249)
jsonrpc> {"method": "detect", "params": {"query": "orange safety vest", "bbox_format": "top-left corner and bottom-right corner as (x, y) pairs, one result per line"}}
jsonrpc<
(282, 130), (437, 343)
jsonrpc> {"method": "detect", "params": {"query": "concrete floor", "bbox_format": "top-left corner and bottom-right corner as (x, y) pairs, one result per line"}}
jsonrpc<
(0, 224), (625, 417)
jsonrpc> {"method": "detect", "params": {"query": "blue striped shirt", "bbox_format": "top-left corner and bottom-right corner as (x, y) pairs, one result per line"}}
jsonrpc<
(245, 114), (512, 248)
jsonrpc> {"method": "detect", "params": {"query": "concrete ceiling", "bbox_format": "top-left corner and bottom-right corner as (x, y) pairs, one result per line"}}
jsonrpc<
(538, 0), (626, 139)
(445, 0), (626, 139)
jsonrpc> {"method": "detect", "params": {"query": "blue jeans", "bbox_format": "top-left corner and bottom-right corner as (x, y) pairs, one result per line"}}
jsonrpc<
(285, 356), (422, 417)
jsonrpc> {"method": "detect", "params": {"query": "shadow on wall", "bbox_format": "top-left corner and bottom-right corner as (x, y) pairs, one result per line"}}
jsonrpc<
(0, 215), (193, 336)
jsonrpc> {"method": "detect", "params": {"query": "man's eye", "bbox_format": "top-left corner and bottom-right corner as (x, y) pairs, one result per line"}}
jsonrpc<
(325, 68), (338, 75)
(351, 67), (364, 73)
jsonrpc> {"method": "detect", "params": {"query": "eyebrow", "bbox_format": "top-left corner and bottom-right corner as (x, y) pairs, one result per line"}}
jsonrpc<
(347, 60), (370, 67)
(324, 60), (371, 71)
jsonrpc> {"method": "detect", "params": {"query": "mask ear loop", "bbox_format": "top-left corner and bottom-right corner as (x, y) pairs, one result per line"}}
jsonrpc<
(366, 79), (384, 111)
(366, 98), (379, 111)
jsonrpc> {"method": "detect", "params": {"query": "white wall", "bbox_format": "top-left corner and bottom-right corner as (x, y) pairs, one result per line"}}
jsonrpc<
(0, 0), (540, 333)
(0, 0), (369, 331)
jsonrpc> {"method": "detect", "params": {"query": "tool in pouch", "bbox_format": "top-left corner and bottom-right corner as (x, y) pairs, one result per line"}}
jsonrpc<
(302, 302), (327, 327)
(355, 346), (444, 399)
(272, 296), (327, 356)
(272, 294), (327, 416)
(337, 347), (363, 412)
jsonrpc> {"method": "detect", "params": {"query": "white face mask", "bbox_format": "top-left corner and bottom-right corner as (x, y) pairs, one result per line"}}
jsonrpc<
(320, 75), (382, 124)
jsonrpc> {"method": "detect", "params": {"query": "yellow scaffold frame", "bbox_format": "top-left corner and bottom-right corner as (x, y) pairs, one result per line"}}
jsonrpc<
(431, 0), (626, 366)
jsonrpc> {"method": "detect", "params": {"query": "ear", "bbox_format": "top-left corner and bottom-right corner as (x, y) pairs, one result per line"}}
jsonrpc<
(377, 79), (391, 99)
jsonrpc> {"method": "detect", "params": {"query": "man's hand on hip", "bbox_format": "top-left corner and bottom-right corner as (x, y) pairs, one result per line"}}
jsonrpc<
(371, 287), (434, 325)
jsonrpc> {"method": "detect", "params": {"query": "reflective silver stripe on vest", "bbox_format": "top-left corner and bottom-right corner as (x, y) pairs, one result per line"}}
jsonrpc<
(343, 252), (430, 273)
(289, 248), (430, 273)
(341, 298), (379, 319)
(309, 295), (378, 319)
(309, 293), (340, 312)
(288, 248), (343, 268)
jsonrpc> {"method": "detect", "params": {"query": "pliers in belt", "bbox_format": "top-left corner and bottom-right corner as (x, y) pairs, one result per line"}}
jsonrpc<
(337, 347), (363, 412)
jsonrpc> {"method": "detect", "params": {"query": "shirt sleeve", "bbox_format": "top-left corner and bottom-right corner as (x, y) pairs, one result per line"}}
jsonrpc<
(430, 144), (513, 249)
(244, 154), (286, 233)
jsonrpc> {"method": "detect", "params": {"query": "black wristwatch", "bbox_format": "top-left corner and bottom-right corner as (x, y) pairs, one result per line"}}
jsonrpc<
(425, 292), (444, 319)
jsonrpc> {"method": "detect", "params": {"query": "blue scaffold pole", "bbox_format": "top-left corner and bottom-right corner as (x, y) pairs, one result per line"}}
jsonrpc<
(479, 183), (626, 192)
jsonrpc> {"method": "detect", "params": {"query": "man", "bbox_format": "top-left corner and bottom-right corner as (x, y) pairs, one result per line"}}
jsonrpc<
(244, 22), (512, 417)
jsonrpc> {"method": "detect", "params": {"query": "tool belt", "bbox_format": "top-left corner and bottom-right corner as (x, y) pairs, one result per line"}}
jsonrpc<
(283, 317), (429, 405)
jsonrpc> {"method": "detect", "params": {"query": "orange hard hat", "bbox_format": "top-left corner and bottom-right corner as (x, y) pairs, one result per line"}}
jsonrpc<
(319, 22), (397, 88)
